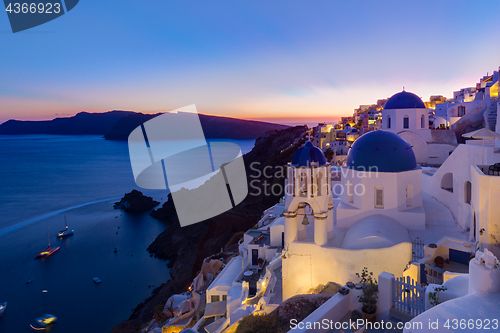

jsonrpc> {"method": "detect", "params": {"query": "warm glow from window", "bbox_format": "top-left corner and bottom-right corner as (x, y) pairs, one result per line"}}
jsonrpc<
(490, 81), (498, 98)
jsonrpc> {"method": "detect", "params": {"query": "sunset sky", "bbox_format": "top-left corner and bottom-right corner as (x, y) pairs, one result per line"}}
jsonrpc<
(1, 0), (499, 125)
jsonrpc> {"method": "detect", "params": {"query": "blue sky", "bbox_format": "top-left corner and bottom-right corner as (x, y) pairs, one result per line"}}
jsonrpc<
(1, 0), (499, 124)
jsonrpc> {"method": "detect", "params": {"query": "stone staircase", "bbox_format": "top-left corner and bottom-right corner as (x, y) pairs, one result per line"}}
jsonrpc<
(384, 308), (414, 333)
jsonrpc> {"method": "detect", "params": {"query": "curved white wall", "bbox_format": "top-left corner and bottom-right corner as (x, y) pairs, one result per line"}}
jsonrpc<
(282, 241), (412, 300)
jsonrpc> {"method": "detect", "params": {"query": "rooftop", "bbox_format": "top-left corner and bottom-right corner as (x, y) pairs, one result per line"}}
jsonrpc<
(346, 130), (418, 173)
(384, 90), (426, 110)
(407, 292), (500, 333)
(250, 233), (270, 246)
(297, 193), (465, 248)
(342, 215), (410, 250)
(208, 256), (244, 291)
(291, 141), (327, 167)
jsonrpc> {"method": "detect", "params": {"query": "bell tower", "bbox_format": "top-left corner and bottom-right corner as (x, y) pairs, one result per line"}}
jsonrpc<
(284, 141), (333, 247)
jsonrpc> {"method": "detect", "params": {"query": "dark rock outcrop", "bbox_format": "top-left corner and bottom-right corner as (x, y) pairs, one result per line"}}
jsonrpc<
(112, 125), (307, 333)
(113, 190), (160, 213)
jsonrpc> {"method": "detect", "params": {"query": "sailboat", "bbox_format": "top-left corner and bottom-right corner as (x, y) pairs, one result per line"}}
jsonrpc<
(57, 215), (74, 238)
(35, 227), (60, 259)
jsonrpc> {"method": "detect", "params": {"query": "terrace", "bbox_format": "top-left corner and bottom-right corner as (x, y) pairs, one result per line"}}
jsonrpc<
(478, 163), (500, 176)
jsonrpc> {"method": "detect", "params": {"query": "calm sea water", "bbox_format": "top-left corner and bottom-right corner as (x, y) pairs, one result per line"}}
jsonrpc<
(0, 135), (255, 333)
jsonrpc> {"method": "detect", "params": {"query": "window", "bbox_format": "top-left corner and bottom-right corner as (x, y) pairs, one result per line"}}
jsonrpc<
(403, 116), (409, 129)
(473, 212), (477, 241)
(375, 185), (384, 208)
(347, 181), (354, 203)
(211, 295), (220, 303)
(421, 114), (425, 129)
(464, 181), (471, 204)
(222, 295), (227, 301)
(316, 172), (323, 196)
(406, 183), (413, 207)
(300, 173), (307, 195)
(441, 173), (453, 193)
(458, 106), (466, 117)
(387, 115), (391, 129)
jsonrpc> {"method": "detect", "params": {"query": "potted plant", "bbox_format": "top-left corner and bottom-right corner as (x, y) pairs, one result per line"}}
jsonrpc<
(356, 267), (378, 323)
(434, 256), (444, 268)
(428, 286), (447, 307)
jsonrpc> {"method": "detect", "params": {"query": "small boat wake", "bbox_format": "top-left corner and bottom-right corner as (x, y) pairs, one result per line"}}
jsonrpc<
(0, 196), (123, 239)
(29, 324), (46, 331)
(0, 190), (165, 239)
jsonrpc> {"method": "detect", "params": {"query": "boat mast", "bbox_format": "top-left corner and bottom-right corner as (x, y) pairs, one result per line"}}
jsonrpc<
(64, 215), (68, 229)
(47, 227), (51, 247)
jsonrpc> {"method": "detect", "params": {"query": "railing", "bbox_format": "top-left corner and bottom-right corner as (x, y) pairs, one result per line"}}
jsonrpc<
(481, 163), (500, 176)
(393, 276), (426, 317)
(425, 263), (444, 285)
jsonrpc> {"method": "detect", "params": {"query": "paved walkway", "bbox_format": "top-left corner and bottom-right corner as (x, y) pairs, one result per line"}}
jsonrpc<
(409, 193), (467, 244)
(269, 266), (282, 304)
(197, 316), (214, 333)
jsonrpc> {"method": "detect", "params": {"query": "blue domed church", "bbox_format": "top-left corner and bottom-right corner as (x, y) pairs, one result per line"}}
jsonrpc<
(336, 130), (425, 230)
(284, 141), (333, 248)
(281, 135), (423, 300)
(382, 90), (428, 131)
(381, 90), (457, 165)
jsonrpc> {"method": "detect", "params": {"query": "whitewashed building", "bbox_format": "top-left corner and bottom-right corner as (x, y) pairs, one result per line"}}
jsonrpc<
(382, 90), (457, 165)
(283, 137), (415, 300)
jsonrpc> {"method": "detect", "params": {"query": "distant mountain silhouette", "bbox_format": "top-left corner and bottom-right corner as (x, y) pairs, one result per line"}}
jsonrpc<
(0, 111), (135, 135)
(0, 111), (289, 140)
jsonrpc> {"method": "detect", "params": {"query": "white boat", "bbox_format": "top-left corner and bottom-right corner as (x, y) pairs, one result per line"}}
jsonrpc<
(57, 215), (74, 238)
(0, 302), (7, 316)
(93, 277), (102, 284)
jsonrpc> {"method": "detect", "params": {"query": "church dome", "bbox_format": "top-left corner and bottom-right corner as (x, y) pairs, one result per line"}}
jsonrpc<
(291, 141), (327, 167)
(384, 91), (425, 110)
(342, 215), (410, 250)
(346, 130), (417, 172)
